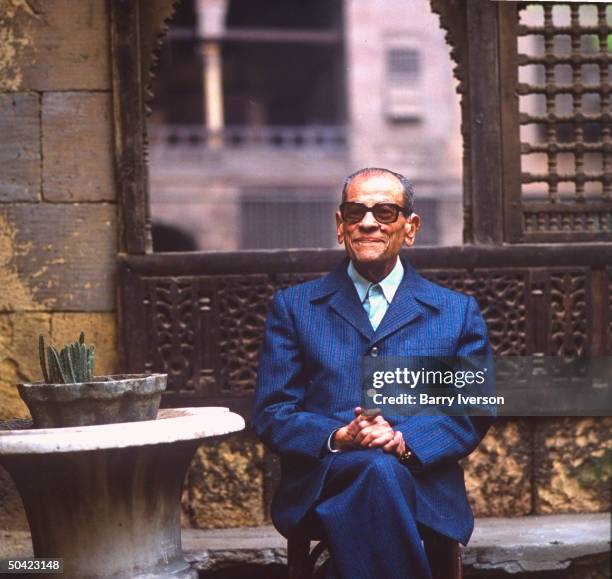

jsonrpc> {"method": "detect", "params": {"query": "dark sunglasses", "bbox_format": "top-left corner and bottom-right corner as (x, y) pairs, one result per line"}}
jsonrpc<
(339, 202), (408, 224)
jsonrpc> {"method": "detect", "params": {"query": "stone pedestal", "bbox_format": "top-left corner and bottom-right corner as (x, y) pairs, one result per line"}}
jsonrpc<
(0, 407), (245, 578)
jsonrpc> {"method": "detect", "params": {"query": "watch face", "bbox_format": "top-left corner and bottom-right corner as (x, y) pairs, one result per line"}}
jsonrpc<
(399, 449), (414, 465)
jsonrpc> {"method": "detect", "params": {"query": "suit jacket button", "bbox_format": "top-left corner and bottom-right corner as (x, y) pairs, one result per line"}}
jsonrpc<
(370, 347), (379, 357)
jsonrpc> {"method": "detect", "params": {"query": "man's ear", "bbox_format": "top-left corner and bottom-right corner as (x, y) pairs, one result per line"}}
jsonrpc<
(336, 211), (345, 245)
(404, 213), (420, 247)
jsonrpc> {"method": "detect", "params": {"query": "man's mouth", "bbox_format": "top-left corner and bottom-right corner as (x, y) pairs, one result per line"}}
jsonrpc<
(354, 238), (384, 244)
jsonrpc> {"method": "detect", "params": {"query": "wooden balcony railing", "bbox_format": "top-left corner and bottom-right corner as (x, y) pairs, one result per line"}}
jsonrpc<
(148, 124), (348, 150)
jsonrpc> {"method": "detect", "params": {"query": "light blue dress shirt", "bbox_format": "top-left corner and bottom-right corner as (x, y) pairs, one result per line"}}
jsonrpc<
(327, 257), (405, 452)
(347, 258), (404, 330)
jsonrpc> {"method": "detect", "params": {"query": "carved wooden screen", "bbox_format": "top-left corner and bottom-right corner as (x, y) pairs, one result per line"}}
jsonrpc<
(500, 2), (612, 242)
(119, 246), (612, 411)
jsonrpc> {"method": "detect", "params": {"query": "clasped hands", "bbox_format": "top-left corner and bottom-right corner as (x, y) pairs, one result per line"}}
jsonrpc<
(332, 406), (406, 458)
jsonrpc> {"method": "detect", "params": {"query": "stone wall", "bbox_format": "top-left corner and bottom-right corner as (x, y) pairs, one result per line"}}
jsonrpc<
(463, 418), (612, 517)
(0, 0), (117, 530)
(181, 432), (266, 529)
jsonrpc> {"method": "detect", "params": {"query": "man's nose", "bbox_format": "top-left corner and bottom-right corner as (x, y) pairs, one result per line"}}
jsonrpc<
(358, 210), (380, 229)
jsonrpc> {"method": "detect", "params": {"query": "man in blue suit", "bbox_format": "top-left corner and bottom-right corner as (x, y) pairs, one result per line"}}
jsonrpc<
(253, 167), (493, 578)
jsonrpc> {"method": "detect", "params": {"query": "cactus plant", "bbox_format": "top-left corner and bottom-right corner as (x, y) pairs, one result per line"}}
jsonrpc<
(39, 333), (95, 384)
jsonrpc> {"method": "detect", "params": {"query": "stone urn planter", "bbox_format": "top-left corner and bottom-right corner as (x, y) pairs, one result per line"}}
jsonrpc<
(17, 333), (166, 428)
(18, 373), (167, 428)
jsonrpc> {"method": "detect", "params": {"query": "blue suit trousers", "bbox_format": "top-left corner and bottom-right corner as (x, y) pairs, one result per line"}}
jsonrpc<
(313, 450), (432, 579)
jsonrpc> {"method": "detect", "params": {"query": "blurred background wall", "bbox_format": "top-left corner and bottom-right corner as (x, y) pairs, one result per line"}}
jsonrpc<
(148, 0), (463, 252)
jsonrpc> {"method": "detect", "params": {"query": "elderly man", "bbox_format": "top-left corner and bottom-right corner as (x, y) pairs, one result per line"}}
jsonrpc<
(253, 168), (493, 579)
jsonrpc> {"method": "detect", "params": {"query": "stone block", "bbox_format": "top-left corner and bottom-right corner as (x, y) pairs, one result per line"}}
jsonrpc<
(0, 381), (28, 420)
(42, 92), (115, 202)
(0, 93), (40, 201)
(0, 204), (116, 312)
(0, 312), (50, 420)
(50, 313), (117, 376)
(182, 431), (265, 529)
(534, 417), (612, 514)
(463, 419), (532, 517)
(0, 0), (110, 92)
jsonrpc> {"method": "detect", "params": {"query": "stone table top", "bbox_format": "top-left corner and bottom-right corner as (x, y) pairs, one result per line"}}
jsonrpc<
(0, 407), (245, 455)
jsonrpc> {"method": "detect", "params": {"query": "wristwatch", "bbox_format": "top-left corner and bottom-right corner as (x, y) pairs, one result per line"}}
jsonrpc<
(398, 446), (416, 467)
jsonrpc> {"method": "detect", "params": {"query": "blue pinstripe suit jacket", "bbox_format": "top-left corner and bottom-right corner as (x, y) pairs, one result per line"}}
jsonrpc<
(253, 256), (493, 545)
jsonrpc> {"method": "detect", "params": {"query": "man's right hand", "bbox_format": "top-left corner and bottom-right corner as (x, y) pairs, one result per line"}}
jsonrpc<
(332, 407), (393, 451)
(331, 407), (368, 451)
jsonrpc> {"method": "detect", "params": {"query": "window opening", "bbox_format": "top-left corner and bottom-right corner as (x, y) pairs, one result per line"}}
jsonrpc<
(148, 0), (463, 249)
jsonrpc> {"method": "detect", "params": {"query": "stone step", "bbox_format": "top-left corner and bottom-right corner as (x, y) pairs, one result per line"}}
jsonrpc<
(2, 513), (610, 577)
(182, 514), (611, 577)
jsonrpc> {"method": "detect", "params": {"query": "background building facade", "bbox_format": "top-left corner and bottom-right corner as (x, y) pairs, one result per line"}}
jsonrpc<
(148, 0), (463, 251)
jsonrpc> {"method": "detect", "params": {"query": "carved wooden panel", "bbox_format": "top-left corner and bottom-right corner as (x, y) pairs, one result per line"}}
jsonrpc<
(429, 0), (467, 93)
(501, 2), (612, 242)
(216, 273), (324, 396)
(548, 269), (589, 356)
(431, 0), (505, 244)
(120, 247), (610, 408)
(126, 268), (593, 396)
(142, 276), (218, 394)
(423, 270), (528, 355)
(124, 271), (329, 398)
(140, 0), (180, 114)
(218, 276), (275, 396)
(275, 272), (323, 290)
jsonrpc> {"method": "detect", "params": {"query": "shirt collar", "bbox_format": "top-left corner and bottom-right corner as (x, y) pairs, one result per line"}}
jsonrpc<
(347, 258), (404, 304)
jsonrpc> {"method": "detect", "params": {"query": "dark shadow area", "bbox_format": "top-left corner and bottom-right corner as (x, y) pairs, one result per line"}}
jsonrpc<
(152, 222), (198, 252)
(0, 466), (28, 532)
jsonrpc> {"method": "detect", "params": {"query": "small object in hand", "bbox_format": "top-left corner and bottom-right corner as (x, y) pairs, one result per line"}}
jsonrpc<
(361, 408), (381, 419)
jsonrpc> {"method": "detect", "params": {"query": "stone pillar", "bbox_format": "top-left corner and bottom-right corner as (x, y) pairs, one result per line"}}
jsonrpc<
(201, 41), (224, 147)
(196, 0), (228, 148)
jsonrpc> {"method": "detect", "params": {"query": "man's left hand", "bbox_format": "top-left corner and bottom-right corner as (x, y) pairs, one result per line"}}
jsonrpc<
(353, 415), (407, 459)
(382, 429), (406, 458)
(353, 415), (394, 448)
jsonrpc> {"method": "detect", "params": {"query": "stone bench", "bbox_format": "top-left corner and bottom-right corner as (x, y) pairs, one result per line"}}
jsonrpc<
(2, 513), (609, 577)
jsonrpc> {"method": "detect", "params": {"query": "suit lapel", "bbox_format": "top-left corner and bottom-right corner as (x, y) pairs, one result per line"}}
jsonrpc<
(312, 258), (374, 340)
(328, 279), (374, 341)
(370, 259), (426, 345)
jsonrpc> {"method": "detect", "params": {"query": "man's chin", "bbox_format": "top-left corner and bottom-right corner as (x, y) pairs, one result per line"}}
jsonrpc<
(350, 252), (385, 264)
